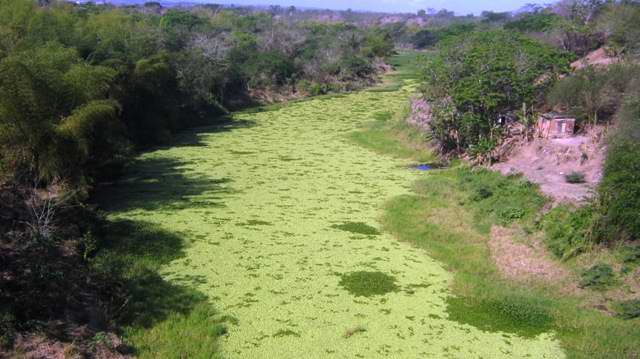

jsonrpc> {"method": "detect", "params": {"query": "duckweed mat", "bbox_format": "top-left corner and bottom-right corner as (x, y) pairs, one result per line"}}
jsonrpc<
(100, 82), (564, 358)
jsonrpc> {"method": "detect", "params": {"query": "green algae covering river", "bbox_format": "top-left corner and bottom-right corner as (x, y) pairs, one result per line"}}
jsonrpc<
(99, 74), (565, 357)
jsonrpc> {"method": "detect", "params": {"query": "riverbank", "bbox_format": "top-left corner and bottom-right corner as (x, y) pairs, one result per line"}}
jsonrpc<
(351, 99), (640, 358)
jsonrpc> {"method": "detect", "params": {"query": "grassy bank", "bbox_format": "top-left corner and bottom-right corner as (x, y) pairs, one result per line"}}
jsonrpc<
(351, 114), (640, 358)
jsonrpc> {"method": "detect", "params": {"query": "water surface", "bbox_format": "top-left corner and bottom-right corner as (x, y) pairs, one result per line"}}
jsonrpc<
(103, 83), (564, 358)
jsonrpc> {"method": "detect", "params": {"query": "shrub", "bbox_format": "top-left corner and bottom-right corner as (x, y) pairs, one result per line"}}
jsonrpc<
(614, 299), (640, 320)
(595, 89), (640, 243)
(621, 245), (640, 265)
(542, 205), (595, 259)
(0, 310), (16, 348)
(504, 11), (561, 33)
(547, 65), (640, 127)
(565, 171), (586, 184)
(410, 29), (438, 49)
(579, 263), (615, 289)
(470, 186), (493, 202)
(498, 207), (526, 224)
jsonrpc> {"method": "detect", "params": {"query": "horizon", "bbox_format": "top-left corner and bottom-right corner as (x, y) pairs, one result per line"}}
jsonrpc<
(193, 0), (544, 14)
(97, 0), (546, 15)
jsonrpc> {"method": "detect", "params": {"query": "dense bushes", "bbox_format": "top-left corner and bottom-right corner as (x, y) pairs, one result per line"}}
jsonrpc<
(420, 30), (569, 154)
(542, 77), (640, 252)
(597, 3), (640, 56)
(541, 205), (595, 258)
(548, 64), (640, 127)
(504, 11), (560, 33)
(595, 91), (640, 243)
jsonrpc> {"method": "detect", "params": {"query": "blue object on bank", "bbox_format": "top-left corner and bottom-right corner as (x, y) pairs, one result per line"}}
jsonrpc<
(414, 164), (432, 171)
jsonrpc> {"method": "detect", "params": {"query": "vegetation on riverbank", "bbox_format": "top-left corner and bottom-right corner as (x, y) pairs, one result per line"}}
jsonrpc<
(413, 1), (640, 268)
(351, 102), (639, 358)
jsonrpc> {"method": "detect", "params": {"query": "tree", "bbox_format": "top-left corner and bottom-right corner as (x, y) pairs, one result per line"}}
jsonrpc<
(504, 11), (561, 33)
(421, 30), (570, 153)
(57, 100), (129, 179)
(411, 29), (438, 49)
(481, 11), (512, 23)
(597, 2), (640, 56)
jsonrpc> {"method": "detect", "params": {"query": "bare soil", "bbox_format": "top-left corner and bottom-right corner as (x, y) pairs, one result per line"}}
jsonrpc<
(571, 48), (620, 71)
(492, 127), (606, 204)
(489, 225), (573, 285)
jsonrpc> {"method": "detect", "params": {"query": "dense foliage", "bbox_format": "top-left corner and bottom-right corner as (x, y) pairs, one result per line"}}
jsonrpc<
(595, 88), (640, 243)
(504, 11), (561, 33)
(548, 64), (640, 127)
(420, 30), (569, 155)
(0, 0), (394, 190)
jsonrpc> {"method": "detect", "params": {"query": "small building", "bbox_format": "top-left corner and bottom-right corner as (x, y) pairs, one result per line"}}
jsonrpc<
(536, 113), (576, 139)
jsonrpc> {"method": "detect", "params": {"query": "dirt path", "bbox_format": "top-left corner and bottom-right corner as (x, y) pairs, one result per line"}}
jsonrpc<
(101, 79), (564, 357)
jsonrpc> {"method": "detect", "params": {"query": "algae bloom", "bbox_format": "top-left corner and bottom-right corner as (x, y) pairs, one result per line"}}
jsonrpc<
(101, 80), (565, 358)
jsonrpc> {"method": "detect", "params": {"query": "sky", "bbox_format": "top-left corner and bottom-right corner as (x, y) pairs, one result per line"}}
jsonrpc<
(203, 0), (543, 14)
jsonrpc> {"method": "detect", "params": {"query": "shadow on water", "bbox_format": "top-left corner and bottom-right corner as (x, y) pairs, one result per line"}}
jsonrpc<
(93, 220), (233, 355)
(93, 220), (211, 329)
(93, 157), (233, 213)
(168, 118), (257, 149)
(92, 118), (259, 212)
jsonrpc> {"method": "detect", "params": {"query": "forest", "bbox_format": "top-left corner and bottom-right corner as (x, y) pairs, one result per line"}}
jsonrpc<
(1, 0), (639, 358)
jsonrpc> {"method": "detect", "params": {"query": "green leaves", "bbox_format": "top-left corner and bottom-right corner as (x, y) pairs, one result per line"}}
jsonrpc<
(63, 63), (116, 108)
(421, 30), (569, 153)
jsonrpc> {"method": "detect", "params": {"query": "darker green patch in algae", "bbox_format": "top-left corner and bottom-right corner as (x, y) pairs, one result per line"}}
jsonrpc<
(446, 296), (554, 338)
(273, 329), (301, 338)
(229, 150), (256, 155)
(339, 271), (399, 297)
(331, 222), (381, 236)
(239, 220), (273, 226)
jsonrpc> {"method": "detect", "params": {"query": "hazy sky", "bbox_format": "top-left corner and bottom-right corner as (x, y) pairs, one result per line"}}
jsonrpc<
(207, 0), (543, 14)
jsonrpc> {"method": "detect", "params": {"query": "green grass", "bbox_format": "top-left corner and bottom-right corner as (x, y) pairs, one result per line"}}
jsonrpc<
(447, 296), (554, 339)
(349, 117), (436, 164)
(457, 168), (546, 233)
(368, 50), (426, 92)
(541, 205), (595, 259)
(353, 114), (640, 358)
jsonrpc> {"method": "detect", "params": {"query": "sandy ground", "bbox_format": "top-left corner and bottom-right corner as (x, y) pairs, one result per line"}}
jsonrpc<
(493, 130), (606, 204)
